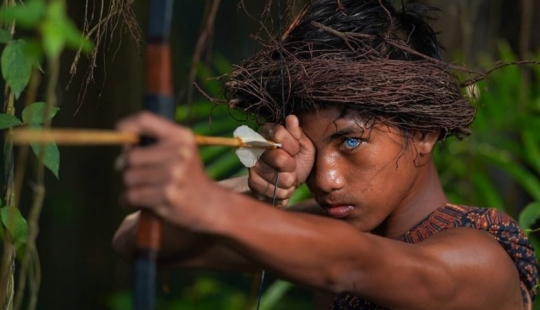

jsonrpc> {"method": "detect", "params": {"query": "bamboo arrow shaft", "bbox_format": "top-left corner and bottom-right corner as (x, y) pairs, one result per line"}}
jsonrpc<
(12, 129), (139, 145)
(12, 129), (279, 149)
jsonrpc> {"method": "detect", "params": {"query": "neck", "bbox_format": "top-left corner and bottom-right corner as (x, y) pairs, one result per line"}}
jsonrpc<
(374, 160), (448, 239)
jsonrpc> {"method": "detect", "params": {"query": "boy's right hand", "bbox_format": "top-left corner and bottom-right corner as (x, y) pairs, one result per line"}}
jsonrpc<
(248, 115), (315, 208)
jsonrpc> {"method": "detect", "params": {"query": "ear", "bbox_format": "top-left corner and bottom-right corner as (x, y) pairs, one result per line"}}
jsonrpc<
(412, 129), (439, 165)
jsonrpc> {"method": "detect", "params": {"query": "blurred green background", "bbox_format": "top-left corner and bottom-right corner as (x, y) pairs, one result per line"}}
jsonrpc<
(2, 0), (540, 309)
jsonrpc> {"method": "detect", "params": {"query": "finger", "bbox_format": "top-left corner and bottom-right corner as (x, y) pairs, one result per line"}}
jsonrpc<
(114, 153), (127, 171)
(250, 161), (297, 189)
(259, 148), (296, 173)
(125, 143), (193, 167)
(285, 115), (303, 141)
(261, 123), (300, 157)
(123, 165), (171, 187)
(273, 199), (290, 209)
(123, 184), (167, 208)
(260, 123), (278, 140)
(116, 111), (194, 144)
(255, 194), (289, 209)
(248, 168), (296, 199)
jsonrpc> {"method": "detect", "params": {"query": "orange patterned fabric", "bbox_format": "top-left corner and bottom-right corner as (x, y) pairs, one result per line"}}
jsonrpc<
(331, 204), (538, 309)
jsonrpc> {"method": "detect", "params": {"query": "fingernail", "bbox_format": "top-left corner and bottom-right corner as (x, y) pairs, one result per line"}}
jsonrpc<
(114, 155), (126, 171)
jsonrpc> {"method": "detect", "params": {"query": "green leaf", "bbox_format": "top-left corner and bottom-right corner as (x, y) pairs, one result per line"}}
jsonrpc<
(63, 19), (94, 53)
(0, 0), (46, 28)
(22, 102), (59, 125)
(474, 144), (540, 202)
(471, 173), (504, 210)
(39, 1), (93, 57)
(519, 202), (540, 233)
(0, 113), (22, 129)
(40, 1), (66, 57)
(31, 140), (60, 179)
(22, 39), (43, 71)
(41, 21), (64, 58)
(205, 152), (243, 180)
(0, 206), (28, 245)
(522, 130), (540, 175)
(257, 280), (294, 310)
(290, 183), (312, 205)
(0, 28), (12, 44)
(1, 39), (32, 99)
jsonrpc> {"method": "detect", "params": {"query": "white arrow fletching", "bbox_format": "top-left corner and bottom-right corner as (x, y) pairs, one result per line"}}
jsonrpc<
(233, 125), (264, 141)
(233, 125), (281, 148)
(233, 125), (281, 167)
(235, 148), (265, 168)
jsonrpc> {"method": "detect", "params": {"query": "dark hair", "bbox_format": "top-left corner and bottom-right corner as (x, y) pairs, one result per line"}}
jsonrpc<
(283, 0), (443, 60)
(224, 0), (476, 139)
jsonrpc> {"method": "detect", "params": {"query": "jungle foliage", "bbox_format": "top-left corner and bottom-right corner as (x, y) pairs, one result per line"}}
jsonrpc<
(0, 0), (539, 309)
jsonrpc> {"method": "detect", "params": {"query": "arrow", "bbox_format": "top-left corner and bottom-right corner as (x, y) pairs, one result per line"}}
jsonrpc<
(11, 126), (281, 150)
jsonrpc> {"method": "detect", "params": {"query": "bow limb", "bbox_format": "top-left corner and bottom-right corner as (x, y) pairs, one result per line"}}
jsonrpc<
(134, 1), (174, 309)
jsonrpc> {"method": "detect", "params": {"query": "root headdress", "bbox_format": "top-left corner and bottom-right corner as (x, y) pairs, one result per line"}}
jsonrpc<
(222, 0), (478, 140)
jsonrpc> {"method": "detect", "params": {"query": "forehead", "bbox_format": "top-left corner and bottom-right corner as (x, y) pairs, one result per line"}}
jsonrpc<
(299, 108), (369, 134)
(297, 107), (404, 145)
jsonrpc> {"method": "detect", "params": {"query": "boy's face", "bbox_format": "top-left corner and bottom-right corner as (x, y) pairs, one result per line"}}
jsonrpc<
(300, 107), (427, 234)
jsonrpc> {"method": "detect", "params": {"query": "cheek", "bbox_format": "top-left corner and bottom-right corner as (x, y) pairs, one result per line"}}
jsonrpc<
(354, 149), (413, 195)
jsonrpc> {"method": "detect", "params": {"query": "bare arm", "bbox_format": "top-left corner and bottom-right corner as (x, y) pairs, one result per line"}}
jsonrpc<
(115, 113), (524, 309)
(112, 211), (259, 270)
(197, 188), (523, 310)
(112, 176), (321, 270)
(114, 194), (522, 309)
(112, 177), (256, 270)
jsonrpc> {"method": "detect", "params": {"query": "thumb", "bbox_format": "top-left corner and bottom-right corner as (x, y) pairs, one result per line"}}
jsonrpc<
(285, 115), (303, 141)
(286, 114), (314, 153)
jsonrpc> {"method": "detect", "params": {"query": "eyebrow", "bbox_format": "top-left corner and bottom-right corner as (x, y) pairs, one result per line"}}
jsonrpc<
(324, 126), (364, 143)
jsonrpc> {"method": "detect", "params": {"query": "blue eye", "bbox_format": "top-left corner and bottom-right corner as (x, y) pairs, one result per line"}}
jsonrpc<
(343, 137), (361, 149)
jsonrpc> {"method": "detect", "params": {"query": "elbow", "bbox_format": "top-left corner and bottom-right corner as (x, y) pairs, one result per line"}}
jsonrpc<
(321, 261), (369, 295)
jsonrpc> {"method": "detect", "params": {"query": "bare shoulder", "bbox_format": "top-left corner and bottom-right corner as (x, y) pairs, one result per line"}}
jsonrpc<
(418, 227), (524, 308)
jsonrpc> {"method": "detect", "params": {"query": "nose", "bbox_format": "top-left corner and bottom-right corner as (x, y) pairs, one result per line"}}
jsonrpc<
(307, 153), (345, 194)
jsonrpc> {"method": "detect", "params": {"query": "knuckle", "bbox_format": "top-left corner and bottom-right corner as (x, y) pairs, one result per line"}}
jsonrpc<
(273, 127), (290, 142)
(174, 145), (192, 161)
(275, 188), (292, 200)
(263, 185), (276, 198)
(281, 136), (301, 156)
(284, 187), (296, 199)
(122, 170), (134, 186)
(247, 175), (259, 192)
(273, 151), (295, 172)
(247, 170), (262, 188)
(259, 150), (275, 165)
(163, 184), (177, 205)
(124, 151), (139, 167)
(124, 190), (138, 206)
(139, 111), (154, 122)
(281, 173), (297, 188)
(261, 123), (276, 138)
(170, 165), (186, 186)
(175, 126), (195, 142)
(272, 151), (288, 167)
(276, 200), (289, 208)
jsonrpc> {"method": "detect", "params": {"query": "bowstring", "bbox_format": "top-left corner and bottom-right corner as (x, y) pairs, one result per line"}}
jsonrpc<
(256, 0), (286, 309)
(255, 173), (280, 310)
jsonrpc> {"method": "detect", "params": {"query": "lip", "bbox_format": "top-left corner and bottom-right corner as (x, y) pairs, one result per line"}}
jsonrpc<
(323, 205), (354, 219)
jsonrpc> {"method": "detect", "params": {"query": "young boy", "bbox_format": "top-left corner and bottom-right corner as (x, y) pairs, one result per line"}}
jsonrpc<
(113, 1), (538, 308)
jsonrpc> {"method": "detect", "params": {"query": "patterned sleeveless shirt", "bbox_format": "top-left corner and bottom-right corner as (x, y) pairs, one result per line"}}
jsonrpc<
(331, 204), (538, 309)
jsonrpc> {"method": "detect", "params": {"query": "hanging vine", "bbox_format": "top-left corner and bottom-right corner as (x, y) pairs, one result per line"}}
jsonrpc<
(0, 0), (145, 308)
